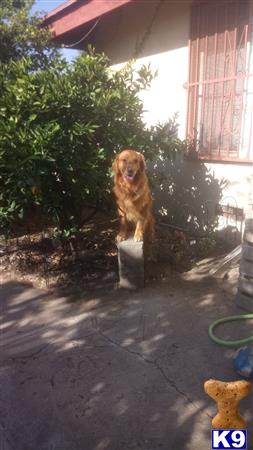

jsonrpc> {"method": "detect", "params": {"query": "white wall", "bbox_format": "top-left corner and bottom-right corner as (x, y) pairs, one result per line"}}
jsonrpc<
(207, 163), (253, 214)
(132, 48), (189, 139)
(91, 0), (253, 225)
(93, 0), (190, 138)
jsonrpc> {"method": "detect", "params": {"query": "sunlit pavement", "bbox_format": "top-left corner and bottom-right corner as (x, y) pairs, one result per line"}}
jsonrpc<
(1, 263), (252, 450)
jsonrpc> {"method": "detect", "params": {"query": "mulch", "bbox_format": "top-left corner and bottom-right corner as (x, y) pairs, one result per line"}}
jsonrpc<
(0, 212), (226, 295)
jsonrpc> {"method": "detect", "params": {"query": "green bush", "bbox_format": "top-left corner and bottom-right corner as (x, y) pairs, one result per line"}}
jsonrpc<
(0, 2), (224, 239)
(1, 50), (177, 233)
(0, 0), (58, 69)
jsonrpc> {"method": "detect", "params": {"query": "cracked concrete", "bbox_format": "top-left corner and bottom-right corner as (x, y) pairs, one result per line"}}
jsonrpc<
(0, 261), (253, 450)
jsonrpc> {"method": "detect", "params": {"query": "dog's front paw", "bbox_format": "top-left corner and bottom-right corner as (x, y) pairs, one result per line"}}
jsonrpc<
(116, 233), (127, 242)
(134, 232), (143, 242)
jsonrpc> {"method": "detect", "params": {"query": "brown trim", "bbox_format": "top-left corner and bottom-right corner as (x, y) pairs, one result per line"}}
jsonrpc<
(42, 0), (133, 39)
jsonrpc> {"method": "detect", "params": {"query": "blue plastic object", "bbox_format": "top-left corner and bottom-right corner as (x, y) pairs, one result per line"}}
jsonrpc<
(233, 346), (253, 379)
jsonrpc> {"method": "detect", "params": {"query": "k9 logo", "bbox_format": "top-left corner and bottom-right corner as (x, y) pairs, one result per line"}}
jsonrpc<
(211, 430), (247, 449)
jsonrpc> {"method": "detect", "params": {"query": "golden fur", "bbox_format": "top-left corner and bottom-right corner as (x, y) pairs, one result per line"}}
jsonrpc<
(112, 149), (154, 242)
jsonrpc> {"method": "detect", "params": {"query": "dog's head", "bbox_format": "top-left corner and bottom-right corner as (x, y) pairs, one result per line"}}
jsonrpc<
(112, 149), (146, 182)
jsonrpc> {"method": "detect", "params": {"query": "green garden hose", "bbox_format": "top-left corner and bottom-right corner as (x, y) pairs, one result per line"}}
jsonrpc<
(208, 314), (253, 348)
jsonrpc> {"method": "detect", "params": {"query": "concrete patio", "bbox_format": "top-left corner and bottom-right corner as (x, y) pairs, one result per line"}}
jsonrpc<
(1, 261), (252, 450)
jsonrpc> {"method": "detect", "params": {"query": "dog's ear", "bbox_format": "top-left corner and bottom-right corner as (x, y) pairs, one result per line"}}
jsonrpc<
(138, 152), (146, 172)
(112, 155), (120, 175)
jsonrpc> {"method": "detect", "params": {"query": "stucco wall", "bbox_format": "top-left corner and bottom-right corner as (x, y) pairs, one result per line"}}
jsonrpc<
(207, 163), (253, 214)
(91, 0), (253, 231)
(93, 0), (190, 138)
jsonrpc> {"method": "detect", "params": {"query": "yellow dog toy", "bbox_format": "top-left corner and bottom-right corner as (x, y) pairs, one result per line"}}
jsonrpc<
(204, 379), (251, 429)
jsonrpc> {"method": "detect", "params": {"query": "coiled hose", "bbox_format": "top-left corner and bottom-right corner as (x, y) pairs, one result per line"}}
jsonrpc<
(208, 314), (253, 348)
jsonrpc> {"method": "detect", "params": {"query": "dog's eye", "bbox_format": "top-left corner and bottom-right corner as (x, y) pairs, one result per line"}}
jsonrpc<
(122, 159), (127, 163)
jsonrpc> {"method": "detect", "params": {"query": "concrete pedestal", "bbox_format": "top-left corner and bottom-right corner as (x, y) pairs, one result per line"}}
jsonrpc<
(236, 219), (253, 311)
(117, 237), (144, 290)
(236, 290), (253, 312)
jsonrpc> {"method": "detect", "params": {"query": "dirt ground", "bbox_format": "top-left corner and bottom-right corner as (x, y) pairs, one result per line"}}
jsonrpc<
(0, 213), (232, 295)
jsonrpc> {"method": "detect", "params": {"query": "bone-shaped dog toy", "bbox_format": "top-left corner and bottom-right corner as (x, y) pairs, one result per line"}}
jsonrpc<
(204, 379), (251, 429)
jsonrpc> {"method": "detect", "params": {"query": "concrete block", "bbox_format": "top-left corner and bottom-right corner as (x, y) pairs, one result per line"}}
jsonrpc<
(240, 259), (253, 277)
(117, 237), (144, 290)
(244, 231), (253, 244)
(242, 244), (253, 262)
(243, 219), (253, 244)
(236, 289), (253, 312)
(238, 276), (253, 297)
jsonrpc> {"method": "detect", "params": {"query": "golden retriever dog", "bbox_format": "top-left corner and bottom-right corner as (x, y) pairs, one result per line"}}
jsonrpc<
(112, 149), (154, 242)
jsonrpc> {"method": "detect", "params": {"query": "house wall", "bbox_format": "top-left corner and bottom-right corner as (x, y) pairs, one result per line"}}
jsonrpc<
(93, 0), (190, 138)
(92, 0), (253, 232)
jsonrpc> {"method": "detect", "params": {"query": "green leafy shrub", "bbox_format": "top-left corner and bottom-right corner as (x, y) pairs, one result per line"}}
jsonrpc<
(0, 0), (58, 69)
(0, 45), (225, 237)
(0, 50), (164, 233)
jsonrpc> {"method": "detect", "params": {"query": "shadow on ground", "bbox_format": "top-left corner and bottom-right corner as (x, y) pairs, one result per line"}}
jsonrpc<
(0, 264), (252, 450)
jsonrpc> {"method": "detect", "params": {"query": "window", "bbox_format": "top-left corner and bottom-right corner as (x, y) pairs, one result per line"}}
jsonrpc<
(187, 0), (253, 163)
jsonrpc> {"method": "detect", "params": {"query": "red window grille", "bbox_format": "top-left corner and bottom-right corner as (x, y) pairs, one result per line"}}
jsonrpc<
(187, 0), (253, 163)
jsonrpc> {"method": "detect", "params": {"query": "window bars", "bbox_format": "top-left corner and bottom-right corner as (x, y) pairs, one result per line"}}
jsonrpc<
(187, 0), (253, 163)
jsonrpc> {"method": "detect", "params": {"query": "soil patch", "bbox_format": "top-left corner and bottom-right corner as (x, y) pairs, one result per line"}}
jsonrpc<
(0, 213), (235, 295)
